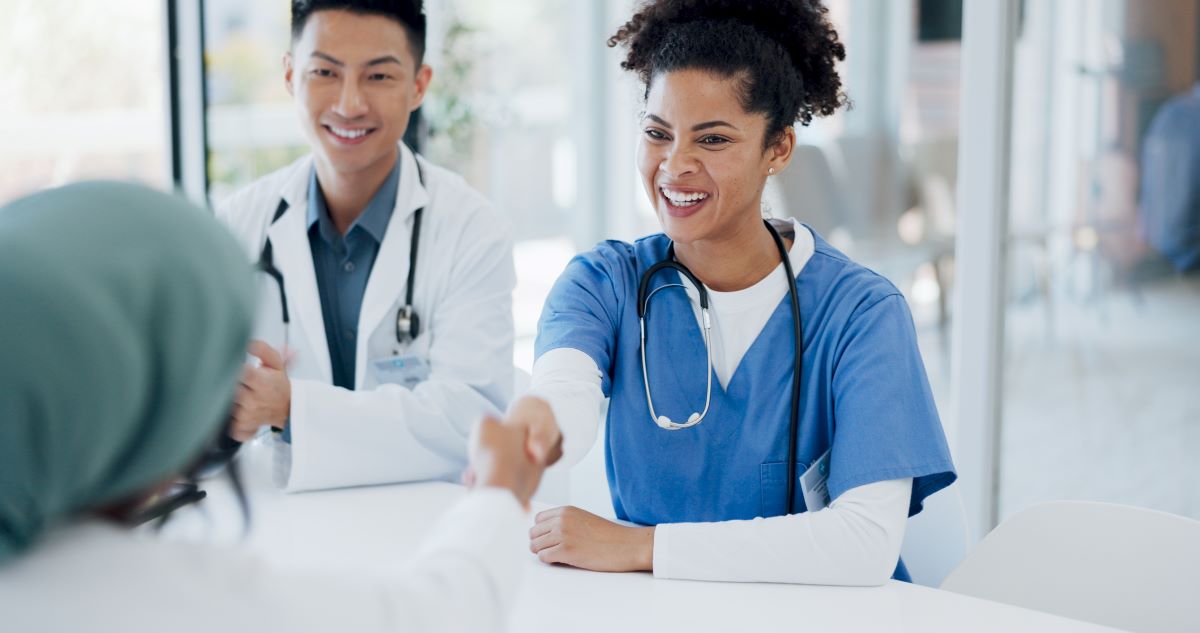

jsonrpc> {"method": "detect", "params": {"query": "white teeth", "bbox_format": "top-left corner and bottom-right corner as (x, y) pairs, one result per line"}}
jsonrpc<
(329, 126), (369, 139)
(661, 188), (709, 206)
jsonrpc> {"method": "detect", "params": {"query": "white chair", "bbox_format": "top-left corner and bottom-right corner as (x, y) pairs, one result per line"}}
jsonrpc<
(900, 482), (969, 587)
(512, 366), (571, 506)
(773, 143), (850, 239)
(941, 501), (1200, 633)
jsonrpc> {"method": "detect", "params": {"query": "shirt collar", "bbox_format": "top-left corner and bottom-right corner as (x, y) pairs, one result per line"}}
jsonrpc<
(306, 159), (401, 244)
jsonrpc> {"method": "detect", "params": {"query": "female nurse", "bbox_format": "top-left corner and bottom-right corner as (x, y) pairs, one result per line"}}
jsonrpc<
(507, 0), (957, 585)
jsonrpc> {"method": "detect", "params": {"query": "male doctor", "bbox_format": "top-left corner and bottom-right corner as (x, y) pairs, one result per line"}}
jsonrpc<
(216, 0), (517, 492)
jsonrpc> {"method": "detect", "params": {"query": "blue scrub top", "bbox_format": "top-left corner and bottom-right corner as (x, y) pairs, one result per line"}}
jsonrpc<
(535, 227), (956, 582)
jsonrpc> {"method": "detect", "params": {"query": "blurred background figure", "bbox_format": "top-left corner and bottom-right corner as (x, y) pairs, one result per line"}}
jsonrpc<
(1140, 81), (1200, 273)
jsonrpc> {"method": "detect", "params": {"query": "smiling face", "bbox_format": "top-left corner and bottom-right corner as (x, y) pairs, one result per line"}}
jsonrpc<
(636, 68), (793, 247)
(285, 10), (431, 178)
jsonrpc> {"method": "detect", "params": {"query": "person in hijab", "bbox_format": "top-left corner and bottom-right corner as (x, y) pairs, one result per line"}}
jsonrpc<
(0, 181), (542, 633)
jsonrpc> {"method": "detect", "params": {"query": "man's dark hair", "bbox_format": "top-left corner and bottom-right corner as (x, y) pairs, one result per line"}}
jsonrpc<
(608, 0), (848, 149)
(291, 0), (427, 65)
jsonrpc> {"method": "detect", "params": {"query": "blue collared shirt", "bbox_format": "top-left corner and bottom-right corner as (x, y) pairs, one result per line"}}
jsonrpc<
(307, 160), (400, 390)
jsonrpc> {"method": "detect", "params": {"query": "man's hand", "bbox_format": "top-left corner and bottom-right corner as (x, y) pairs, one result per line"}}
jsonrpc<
(529, 506), (655, 572)
(467, 416), (546, 508)
(503, 396), (563, 467)
(228, 340), (291, 441)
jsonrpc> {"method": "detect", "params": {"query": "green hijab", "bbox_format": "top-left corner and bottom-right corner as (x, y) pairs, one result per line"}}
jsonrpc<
(0, 181), (254, 563)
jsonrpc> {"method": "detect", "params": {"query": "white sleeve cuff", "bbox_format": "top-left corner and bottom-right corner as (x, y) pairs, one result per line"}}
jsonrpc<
(653, 478), (913, 586)
(523, 348), (605, 468)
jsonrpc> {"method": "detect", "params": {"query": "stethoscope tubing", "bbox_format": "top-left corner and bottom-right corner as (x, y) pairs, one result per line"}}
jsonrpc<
(637, 220), (804, 514)
(255, 154), (427, 348)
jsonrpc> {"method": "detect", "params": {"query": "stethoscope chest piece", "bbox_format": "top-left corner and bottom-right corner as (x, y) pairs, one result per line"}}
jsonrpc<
(396, 304), (419, 345)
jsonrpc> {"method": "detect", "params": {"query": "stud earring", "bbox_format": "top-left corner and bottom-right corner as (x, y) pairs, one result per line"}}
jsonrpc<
(768, 167), (776, 176)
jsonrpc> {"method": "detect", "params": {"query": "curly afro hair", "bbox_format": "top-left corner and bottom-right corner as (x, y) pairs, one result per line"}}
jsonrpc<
(608, 0), (848, 147)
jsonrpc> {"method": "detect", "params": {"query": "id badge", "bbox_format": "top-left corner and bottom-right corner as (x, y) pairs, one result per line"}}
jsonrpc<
(799, 448), (832, 512)
(370, 354), (431, 389)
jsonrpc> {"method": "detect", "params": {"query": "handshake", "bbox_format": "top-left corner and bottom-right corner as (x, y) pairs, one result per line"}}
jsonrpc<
(466, 396), (563, 509)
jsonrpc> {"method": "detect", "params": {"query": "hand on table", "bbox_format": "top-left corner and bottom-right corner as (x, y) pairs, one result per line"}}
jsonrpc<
(529, 506), (655, 572)
(228, 340), (291, 442)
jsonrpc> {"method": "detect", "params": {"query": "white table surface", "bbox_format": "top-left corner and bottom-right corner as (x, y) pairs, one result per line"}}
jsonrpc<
(169, 440), (1124, 633)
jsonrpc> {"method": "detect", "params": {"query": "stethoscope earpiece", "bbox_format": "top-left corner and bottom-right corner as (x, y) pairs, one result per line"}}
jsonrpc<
(638, 249), (714, 432)
(653, 411), (701, 430)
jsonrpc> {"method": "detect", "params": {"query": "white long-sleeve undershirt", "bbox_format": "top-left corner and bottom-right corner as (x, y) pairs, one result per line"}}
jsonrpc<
(525, 222), (911, 586)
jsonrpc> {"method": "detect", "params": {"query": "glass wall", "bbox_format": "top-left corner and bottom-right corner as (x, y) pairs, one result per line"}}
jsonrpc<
(422, 0), (600, 370)
(0, 0), (169, 205)
(1000, 0), (1200, 520)
(774, 0), (964, 415)
(204, 1), (306, 203)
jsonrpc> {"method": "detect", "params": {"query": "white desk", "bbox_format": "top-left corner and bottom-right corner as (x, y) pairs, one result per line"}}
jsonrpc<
(171, 441), (1123, 633)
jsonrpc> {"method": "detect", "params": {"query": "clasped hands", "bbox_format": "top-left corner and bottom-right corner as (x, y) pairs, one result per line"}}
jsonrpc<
(476, 397), (654, 573)
(223, 346), (653, 572)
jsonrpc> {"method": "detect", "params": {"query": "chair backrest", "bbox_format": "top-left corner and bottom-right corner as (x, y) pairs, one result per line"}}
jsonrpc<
(907, 135), (959, 239)
(900, 482), (969, 587)
(773, 144), (848, 238)
(832, 134), (900, 237)
(941, 501), (1200, 633)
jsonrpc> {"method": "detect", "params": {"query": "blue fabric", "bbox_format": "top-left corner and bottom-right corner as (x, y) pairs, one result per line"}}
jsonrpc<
(306, 161), (400, 391)
(1141, 83), (1200, 272)
(535, 227), (956, 582)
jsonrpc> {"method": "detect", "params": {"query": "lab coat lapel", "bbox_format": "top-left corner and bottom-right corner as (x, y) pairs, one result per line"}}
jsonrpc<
(356, 145), (430, 385)
(270, 162), (333, 383)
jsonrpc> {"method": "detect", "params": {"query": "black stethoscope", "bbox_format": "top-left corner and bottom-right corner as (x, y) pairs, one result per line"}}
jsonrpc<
(637, 219), (805, 515)
(256, 158), (427, 352)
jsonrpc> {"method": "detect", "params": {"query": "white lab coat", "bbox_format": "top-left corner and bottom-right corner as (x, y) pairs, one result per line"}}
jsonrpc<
(0, 489), (527, 633)
(215, 144), (515, 492)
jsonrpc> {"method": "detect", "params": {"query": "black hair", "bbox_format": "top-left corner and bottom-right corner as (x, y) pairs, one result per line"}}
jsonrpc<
(608, 0), (848, 148)
(291, 0), (427, 65)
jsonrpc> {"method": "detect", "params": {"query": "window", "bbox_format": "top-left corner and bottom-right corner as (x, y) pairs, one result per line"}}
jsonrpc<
(1000, 0), (1200, 520)
(199, 2), (609, 370)
(0, 0), (169, 204)
(204, 1), (307, 204)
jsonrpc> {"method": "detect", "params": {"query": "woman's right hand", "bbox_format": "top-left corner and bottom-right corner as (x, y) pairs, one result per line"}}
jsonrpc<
(467, 416), (546, 508)
(503, 396), (564, 467)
